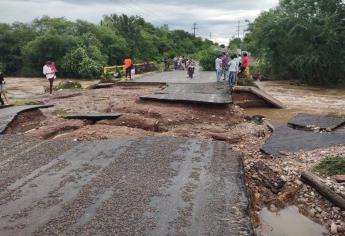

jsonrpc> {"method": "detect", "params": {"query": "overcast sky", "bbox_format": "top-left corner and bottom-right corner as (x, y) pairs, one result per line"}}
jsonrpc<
(0, 0), (279, 44)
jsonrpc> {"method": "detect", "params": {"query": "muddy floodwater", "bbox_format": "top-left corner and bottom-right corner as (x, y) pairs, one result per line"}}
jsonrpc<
(4, 77), (96, 100)
(259, 206), (329, 236)
(246, 81), (345, 123)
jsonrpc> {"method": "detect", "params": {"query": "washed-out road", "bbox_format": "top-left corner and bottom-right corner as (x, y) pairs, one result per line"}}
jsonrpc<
(0, 135), (252, 236)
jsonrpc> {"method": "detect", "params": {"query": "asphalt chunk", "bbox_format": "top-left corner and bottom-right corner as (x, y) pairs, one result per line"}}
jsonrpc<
(261, 126), (345, 157)
(0, 105), (53, 134)
(288, 113), (345, 130)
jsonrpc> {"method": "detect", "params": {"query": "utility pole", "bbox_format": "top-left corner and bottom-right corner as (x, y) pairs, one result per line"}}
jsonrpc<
(209, 32), (212, 40)
(163, 24), (169, 31)
(192, 23), (198, 37)
(237, 20), (240, 38)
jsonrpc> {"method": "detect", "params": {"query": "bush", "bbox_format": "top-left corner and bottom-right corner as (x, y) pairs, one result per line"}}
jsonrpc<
(313, 156), (345, 176)
(62, 47), (104, 79)
(237, 76), (257, 87)
(198, 47), (218, 71)
(57, 80), (82, 90)
(250, 59), (270, 81)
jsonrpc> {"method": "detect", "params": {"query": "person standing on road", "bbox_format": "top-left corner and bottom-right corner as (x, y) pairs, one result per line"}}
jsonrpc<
(234, 55), (241, 85)
(163, 57), (169, 71)
(240, 53), (250, 74)
(228, 55), (238, 92)
(50, 62), (58, 79)
(221, 52), (229, 81)
(0, 72), (9, 105)
(124, 57), (133, 80)
(43, 61), (56, 94)
(215, 54), (223, 82)
(173, 56), (178, 70)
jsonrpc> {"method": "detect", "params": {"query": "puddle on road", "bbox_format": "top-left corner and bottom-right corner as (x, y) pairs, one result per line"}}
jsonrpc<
(258, 206), (329, 236)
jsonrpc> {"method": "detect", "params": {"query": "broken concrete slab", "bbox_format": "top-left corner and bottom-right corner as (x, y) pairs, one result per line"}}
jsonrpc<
(0, 136), (252, 236)
(63, 112), (122, 121)
(141, 93), (232, 104)
(288, 113), (345, 130)
(233, 86), (285, 108)
(87, 83), (115, 89)
(0, 105), (53, 134)
(160, 82), (229, 94)
(261, 126), (345, 157)
(141, 82), (232, 105)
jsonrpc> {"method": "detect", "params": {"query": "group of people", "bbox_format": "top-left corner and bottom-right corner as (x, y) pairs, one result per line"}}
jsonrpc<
(215, 52), (250, 92)
(171, 56), (196, 78)
(172, 56), (194, 71)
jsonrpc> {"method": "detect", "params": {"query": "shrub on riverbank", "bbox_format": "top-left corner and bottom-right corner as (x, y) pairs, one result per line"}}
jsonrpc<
(313, 156), (345, 177)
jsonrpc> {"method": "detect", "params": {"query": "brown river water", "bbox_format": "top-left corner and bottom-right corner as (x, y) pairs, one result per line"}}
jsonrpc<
(3, 77), (96, 100)
(246, 81), (345, 123)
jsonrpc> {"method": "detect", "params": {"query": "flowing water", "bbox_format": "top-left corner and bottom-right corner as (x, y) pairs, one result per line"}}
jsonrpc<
(4, 77), (96, 100)
(246, 81), (345, 235)
(246, 81), (345, 123)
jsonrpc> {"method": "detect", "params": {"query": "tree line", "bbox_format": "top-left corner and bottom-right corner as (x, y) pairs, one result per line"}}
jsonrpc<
(0, 14), (214, 79)
(245, 0), (345, 86)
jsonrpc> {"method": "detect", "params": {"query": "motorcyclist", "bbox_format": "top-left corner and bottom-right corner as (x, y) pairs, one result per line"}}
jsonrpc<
(187, 59), (195, 79)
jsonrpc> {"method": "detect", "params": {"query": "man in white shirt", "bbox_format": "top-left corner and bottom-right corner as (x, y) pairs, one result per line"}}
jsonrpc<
(215, 54), (223, 82)
(228, 55), (239, 92)
(43, 61), (55, 94)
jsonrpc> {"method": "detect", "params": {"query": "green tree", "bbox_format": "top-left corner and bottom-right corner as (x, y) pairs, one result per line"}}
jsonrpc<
(245, 0), (345, 86)
(61, 33), (106, 79)
(228, 38), (242, 52)
(22, 30), (77, 76)
(0, 15), (214, 78)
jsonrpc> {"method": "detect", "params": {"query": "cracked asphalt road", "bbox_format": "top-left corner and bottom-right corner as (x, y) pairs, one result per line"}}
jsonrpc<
(0, 135), (252, 236)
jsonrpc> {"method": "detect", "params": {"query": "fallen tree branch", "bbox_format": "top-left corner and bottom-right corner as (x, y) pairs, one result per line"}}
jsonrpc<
(301, 171), (345, 210)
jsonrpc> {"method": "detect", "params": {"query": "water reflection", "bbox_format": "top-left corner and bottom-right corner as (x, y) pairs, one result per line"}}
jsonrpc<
(259, 206), (329, 236)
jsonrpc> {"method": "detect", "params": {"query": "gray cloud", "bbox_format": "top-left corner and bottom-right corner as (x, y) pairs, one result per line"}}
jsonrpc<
(0, 0), (279, 44)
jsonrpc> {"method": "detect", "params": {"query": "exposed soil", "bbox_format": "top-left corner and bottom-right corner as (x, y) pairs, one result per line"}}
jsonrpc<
(5, 110), (46, 134)
(4, 84), (345, 235)
(8, 85), (243, 142)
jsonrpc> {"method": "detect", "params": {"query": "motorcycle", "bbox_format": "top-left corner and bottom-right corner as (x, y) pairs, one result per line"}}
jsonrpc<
(187, 66), (195, 79)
